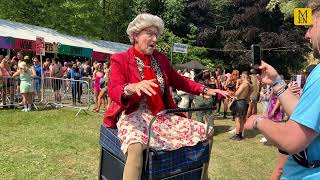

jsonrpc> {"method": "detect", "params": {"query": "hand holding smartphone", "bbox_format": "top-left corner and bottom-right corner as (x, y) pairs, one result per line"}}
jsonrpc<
(291, 75), (302, 88)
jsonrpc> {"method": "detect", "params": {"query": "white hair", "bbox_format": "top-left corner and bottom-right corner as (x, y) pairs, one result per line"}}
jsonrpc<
(127, 13), (164, 44)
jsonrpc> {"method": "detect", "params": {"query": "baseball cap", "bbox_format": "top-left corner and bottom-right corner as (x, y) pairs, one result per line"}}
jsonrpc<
(24, 56), (30, 60)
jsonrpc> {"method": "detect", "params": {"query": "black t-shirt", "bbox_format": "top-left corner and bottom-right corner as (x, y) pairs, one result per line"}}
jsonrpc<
(84, 66), (92, 77)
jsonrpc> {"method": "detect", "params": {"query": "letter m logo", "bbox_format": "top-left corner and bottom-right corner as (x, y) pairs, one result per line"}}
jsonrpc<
(294, 8), (312, 26)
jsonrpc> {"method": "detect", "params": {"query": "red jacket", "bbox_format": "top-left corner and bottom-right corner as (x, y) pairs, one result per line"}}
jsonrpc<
(107, 47), (205, 115)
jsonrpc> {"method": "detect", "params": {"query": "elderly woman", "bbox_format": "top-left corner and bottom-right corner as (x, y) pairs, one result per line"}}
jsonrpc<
(108, 13), (229, 180)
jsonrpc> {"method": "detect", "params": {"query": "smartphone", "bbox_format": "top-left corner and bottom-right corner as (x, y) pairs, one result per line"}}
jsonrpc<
(291, 75), (302, 87)
(251, 44), (261, 74)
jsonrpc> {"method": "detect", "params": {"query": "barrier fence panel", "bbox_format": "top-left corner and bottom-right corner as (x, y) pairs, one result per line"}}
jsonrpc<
(0, 76), (20, 108)
(43, 77), (91, 116)
(81, 76), (94, 104)
(1, 75), (93, 115)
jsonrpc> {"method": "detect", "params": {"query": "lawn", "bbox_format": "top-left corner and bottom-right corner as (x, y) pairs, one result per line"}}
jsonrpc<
(0, 108), (277, 180)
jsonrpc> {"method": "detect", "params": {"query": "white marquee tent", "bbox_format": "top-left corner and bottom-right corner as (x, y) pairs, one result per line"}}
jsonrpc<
(0, 19), (130, 54)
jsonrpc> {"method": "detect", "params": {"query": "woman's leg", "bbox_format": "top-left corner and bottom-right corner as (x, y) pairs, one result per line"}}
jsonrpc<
(27, 92), (33, 110)
(95, 88), (106, 112)
(270, 152), (289, 180)
(93, 90), (99, 109)
(123, 143), (144, 180)
(106, 97), (112, 110)
(217, 99), (222, 113)
(223, 98), (228, 118)
(21, 93), (27, 111)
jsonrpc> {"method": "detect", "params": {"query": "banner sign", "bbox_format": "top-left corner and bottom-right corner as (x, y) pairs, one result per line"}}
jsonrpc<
(15, 38), (36, 51)
(0, 36), (16, 49)
(92, 51), (110, 61)
(172, 43), (188, 54)
(36, 36), (45, 56)
(58, 44), (93, 58)
(45, 42), (58, 53)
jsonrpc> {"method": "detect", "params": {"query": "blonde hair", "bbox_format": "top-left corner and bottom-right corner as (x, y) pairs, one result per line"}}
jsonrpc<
(18, 61), (29, 73)
(231, 69), (240, 82)
(127, 13), (164, 43)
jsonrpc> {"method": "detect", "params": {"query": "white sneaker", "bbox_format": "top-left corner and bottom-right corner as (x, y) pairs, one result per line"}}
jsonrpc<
(260, 137), (267, 143)
(21, 108), (28, 112)
(27, 107), (31, 112)
(228, 128), (236, 134)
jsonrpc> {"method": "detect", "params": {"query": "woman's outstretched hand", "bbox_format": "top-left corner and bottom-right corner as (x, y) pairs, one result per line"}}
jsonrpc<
(206, 89), (230, 98)
(126, 79), (158, 96)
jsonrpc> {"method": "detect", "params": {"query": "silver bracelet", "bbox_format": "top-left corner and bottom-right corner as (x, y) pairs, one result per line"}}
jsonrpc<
(275, 83), (288, 97)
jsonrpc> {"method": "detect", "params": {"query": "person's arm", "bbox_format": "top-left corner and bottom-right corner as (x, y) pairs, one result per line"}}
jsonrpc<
(12, 69), (20, 77)
(160, 57), (227, 97)
(246, 86), (317, 154)
(67, 72), (71, 79)
(273, 84), (299, 116)
(214, 79), (219, 89)
(31, 67), (36, 77)
(224, 78), (230, 90)
(253, 118), (318, 154)
(92, 71), (97, 80)
(245, 61), (319, 154)
(40, 67), (45, 79)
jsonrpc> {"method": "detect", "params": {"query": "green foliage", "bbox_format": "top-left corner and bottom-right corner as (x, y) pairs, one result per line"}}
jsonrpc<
(0, 0), (311, 75)
(267, 0), (306, 18)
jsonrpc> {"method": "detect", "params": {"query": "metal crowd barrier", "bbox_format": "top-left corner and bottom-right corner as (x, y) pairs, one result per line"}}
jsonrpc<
(0, 76), (20, 108)
(81, 76), (95, 104)
(42, 77), (91, 116)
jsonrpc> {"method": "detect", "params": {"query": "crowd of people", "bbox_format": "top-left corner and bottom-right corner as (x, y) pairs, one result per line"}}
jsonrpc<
(0, 52), (111, 112)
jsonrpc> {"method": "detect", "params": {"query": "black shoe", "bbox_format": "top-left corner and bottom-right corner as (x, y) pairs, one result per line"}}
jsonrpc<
(223, 112), (228, 119)
(230, 134), (243, 141)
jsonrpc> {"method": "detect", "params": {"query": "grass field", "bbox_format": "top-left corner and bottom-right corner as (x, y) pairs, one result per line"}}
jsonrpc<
(0, 108), (277, 180)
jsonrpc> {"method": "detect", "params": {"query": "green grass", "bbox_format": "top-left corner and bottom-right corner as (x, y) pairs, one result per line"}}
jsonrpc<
(0, 108), (277, 180)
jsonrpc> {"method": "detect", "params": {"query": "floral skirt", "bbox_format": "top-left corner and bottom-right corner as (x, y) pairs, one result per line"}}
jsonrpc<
(117, 108), (210, 155)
